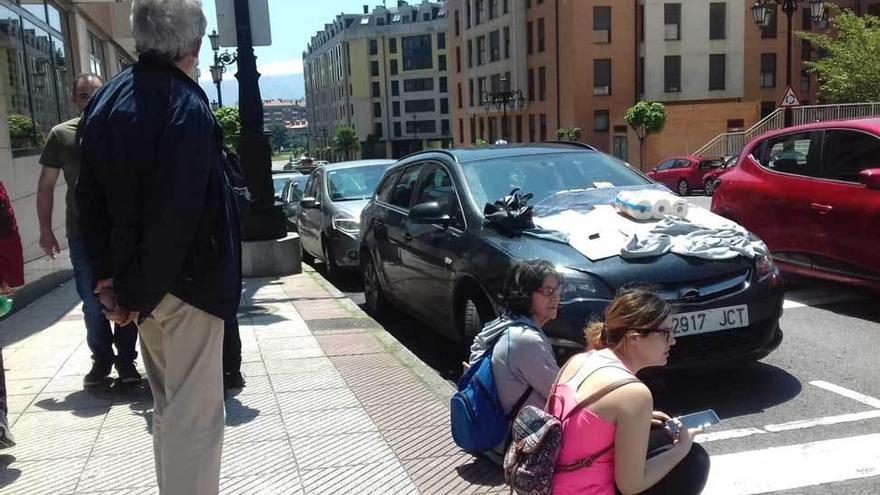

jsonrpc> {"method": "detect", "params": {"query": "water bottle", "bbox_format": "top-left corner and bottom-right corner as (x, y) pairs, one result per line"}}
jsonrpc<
(0, 296), (11, 318)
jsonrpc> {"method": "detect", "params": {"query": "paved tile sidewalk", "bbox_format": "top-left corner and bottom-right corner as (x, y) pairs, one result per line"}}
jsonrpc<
(0, 267), (506, 494)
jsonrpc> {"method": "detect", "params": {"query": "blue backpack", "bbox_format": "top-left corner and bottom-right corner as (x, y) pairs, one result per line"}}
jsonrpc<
(450, 329), (532, 454)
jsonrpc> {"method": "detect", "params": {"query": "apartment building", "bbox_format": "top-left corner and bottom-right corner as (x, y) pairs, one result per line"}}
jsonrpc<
(303, 1), (451, 160)
(0, 0), (136, 293)
(262, 98), (306, 128)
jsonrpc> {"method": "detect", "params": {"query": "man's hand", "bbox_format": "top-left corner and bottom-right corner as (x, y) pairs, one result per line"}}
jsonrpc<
(94, 278), (115, 312)
(104, 304), (138, 326)
(39, 229), (60, 258)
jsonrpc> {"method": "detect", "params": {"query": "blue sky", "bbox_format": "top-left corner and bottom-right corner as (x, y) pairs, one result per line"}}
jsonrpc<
(197, 0), (380, 88)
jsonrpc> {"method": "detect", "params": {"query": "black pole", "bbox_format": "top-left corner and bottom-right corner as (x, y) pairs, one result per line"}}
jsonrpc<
(215, 78), (223, 108)
(233, 0), (286, 241)
(784, 0), (795, 127)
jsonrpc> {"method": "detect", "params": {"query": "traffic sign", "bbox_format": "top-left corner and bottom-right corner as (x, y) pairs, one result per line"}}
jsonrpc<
(779, 86), (802, 108)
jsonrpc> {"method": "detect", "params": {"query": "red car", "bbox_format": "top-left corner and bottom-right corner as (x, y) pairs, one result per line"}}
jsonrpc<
(646, 155), (726, 196)
(711, 119), (880, 291)
(702, 155), (738, 196)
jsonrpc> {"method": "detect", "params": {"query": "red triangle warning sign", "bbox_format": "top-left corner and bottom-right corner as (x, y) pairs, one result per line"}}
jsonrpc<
(779, 86), (801, 108)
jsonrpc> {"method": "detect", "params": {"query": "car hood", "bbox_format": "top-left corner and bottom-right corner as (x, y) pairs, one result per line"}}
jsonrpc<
(484, 186), (753, 287)
(329, 198), (371, 219)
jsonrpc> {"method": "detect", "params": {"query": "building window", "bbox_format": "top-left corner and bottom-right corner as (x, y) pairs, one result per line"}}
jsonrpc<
(477, 77), (486, 103)
(639, 4), (645, 42)
(374, 122), (383, 138)
(529, 114), (536, 142)
(403, 34), (433, 70)
(479, 117), (485, 140)
(373, 102), (382, 118)
(490, 30), (500, 62)
(593, 6), (611, 44)
(475, 0), (482, 24)
(664, 3), (681, 41)
(709, 3), (726, 40)
(457, 83), (463, 108)
(405, 99), (435, 113)
(638, 56), (645, 95)
(456, 46), (462, 72)
(504, 0), (509, 14)
(801, 39), (812, 61)
(391, 59), (398, 75)
(594, 110), (610, 132)
(458, 118), (464, 142)
(760, 101), (776, 118)
(455, 10), (460, 36)
(393, 101), (401, 116)
(477, 36), (485, 65)
(537, 18), (545, 52)
(441, 98), (449, 114)
(761, 53), (776, 88)
(802, 8), (813, 30)
(762, 8), (777, 38)
(539, 113), (547, 141)
(371, 60), (380, 77)
(709, 54), (726, 90)
(441, 119), (450, 135)
(438, 54), (447, 71)
(503, 27), (511, 59)
(664, 55), (681, 92)
(466, 0), (471, 28)
(389, 38), (398, 53)
(528, 68), (535, 101)
(392, 80), (400, 96)
(538, 66), (546, 100)
(613, 135), (628, 161)
(469, 79), (474, 106)
(467, 39), (473, 68)
(515, 115), (523, 142)
(527, 21), (533, 54)
(438, 32), (446, 50)
(404, 77), (434, 92)
(470, 116), (477, 143)
(88, 32), (106, 77)
(440, 76), (448, 93)
(372, 81), (381, 97)
(489, 0), (497, 19)
(801, 68), (811, 93)
(593, 59), (611, 96)
(369, 39), (378, 55)
(394, 121), (402, 137)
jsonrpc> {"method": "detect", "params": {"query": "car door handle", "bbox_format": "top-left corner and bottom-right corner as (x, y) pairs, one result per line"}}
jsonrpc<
(403, 232), (413, 242)
(810, 203), (833, 214)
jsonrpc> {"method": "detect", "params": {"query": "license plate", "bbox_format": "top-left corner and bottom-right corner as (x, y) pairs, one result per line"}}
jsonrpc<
(671, 304), (749, 337)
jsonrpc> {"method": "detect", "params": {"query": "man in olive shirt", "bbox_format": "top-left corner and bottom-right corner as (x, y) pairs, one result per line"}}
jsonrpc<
(37, 73), (140, 387)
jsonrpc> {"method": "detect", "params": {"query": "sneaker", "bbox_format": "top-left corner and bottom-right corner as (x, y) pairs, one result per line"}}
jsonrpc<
(223, 371), (246, 390)
(0, 414), (15, 449)
(83, 360), (113, 387)
(115, 361), (142, 385)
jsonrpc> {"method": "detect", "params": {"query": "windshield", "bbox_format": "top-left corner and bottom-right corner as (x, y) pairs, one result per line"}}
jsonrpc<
(326, 165), (390, 201)
(460, 151), (650, 208)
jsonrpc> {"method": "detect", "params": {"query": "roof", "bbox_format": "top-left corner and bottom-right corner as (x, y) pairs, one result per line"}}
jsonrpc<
(413, 143), (598, 164)
(322, 159), (396, 171)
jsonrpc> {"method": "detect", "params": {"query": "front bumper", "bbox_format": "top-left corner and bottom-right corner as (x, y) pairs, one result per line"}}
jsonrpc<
(327, 231), (361, 268)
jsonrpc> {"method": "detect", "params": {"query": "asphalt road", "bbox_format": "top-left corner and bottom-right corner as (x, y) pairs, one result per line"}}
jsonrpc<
(309, 193), (880, 494)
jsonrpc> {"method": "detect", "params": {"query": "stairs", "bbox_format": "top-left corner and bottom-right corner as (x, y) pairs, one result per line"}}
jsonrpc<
(694, 102), (880, 158)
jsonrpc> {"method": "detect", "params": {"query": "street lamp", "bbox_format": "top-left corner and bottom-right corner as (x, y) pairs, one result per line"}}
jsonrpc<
(751, 0), (827, 126)
(480, 74), (525, 141)
(208, 29), (237, 108)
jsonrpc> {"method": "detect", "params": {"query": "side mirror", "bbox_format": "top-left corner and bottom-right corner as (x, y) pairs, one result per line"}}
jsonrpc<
(409, 201), (450, 225)
(300, 197), (319, 209)
(859, 168), (880, 190)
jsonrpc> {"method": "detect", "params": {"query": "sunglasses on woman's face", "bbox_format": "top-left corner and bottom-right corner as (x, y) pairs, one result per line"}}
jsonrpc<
(535, 285), (560, 297)
(632, 326), (673, 340)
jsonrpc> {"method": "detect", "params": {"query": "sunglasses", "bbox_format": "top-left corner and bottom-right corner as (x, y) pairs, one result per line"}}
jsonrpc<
(535, 285), (561, 297)
(632, 327), (673, 339)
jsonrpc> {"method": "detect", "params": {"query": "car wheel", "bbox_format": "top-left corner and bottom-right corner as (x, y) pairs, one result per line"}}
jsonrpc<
(460, 293), (493, 359)
(704, 179), (715, 196)
(362, 254), (388, 317)
(678, 179), (690, 196)
(322, 239), (338, 281)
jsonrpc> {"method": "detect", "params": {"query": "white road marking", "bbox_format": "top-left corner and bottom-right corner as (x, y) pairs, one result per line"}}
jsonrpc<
(703, 433), (880, 495)
(782, 287), (868, 309)
(764, 409), (880, 432)
(810, 380), (880, 409)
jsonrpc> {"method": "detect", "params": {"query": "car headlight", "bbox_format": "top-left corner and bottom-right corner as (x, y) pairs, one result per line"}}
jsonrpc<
(332, 213), (360, 237)
(756, 252), (778, 281)
(556, 267), (613, 300)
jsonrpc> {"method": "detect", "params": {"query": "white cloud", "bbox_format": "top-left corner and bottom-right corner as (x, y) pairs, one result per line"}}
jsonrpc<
(198, 58), (303, 82)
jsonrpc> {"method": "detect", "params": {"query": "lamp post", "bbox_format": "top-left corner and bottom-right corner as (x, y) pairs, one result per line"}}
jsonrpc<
(208, 29), (237, 108)
(751, 0), (827, 127)
(481, 74), (525, 141)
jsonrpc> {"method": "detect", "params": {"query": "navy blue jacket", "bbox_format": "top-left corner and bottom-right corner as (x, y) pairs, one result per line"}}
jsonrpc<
(77, 55), (241, 321)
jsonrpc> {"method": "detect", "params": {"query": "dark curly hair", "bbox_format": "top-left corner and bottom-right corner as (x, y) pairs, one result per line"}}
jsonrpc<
(502, 259), (563, 317)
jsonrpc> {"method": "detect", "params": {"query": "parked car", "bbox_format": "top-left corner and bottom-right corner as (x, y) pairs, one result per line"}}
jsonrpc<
(647, 155), (726, 196)
(711, 119), (880, 291)
(280, 173), (309, 231)
(272, 172), (298, 200)
(297, 159), (396, 279)
(702, 155), (738, 196)
(360, 144), (784, 370)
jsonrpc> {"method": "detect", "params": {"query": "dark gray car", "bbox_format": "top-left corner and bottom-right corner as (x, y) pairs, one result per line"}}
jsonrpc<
(297, 159), (395, 279)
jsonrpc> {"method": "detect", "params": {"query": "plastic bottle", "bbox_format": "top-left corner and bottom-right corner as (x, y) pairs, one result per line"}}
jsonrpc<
(0, 296), (12, 318)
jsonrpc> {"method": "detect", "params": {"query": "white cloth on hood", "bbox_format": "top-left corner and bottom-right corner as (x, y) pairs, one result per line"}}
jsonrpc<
(620, 216), (768, 260)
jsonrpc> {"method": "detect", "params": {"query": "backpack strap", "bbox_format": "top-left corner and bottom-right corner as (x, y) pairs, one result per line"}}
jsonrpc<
(507, 384), (533, 420)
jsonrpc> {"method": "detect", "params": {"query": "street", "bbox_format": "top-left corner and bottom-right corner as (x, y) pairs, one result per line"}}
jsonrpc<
(308, 196), (880, 495)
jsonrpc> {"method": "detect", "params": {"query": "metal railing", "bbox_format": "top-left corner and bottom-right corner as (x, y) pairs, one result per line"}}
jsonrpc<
(694, 102), (880, 158)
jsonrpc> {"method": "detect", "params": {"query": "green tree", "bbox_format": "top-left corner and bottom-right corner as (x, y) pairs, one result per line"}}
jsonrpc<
(799, 7), (880, 103)
(213, 106), (241, 149)
(8, 114), (42, 149)
(556, 127), (583, 141)
(269, 123), (291, 151)
(332, 126), (360, 161)
(624, 101), (667, 169)
(475, 138), (488, 147)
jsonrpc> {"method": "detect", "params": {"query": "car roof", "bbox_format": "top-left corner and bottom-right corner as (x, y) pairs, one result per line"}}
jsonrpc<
(321, 159), (396, 171)
(398, 142), (600, 164)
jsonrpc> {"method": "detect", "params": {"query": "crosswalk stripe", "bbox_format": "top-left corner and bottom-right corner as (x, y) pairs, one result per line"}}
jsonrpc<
(810, 380), (880, 409)
(703, 433), (880, 495)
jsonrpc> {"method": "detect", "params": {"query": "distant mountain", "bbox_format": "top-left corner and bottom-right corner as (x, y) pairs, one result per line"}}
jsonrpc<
(199, 73), (304, 107)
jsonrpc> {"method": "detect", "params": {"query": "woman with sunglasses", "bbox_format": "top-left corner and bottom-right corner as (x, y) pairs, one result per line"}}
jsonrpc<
(550, 288), (709, 495)
(468, 259), (563, 454)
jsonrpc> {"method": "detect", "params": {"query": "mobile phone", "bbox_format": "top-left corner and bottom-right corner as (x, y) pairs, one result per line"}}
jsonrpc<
(666, 409), (720, 437)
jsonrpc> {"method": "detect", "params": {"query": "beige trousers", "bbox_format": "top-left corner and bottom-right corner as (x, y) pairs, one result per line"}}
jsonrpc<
(138, 294), (225, 495)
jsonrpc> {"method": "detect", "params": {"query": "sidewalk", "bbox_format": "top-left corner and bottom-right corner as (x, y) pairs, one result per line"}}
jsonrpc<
(0, 266), (506, 494)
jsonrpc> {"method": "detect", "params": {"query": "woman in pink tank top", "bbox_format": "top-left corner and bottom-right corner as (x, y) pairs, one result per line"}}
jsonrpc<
(549, 289), (710, 495)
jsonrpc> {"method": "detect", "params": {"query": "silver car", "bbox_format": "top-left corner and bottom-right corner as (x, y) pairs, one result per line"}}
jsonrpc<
(297, 159), (395, 279)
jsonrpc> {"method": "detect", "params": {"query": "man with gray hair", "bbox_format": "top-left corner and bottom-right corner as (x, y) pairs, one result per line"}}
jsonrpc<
(77, 1), (241, 493)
